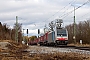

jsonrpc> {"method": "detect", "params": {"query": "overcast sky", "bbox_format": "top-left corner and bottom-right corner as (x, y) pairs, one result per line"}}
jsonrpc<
(0, 0), (90, 36)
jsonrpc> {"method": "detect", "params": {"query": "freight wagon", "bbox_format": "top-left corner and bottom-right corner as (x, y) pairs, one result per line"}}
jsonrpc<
(29, 28), (68, 46)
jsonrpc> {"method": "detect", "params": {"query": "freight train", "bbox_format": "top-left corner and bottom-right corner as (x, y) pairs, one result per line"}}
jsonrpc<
(28, 19), (68, 46)
(29, 28), (68, 46)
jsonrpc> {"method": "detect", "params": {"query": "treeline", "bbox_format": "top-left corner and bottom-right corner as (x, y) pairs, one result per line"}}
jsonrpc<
(0, 22), (22, 43)
(66, 20), (90, 44)
(1, 19), (90, 44)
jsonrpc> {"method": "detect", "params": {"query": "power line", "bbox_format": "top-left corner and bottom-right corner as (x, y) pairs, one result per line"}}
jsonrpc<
(45, 0), (76, 21)
(78, 9), (90, 20)
(59, 0), (77, 18)
(18, 17), (36, 25)
(60, 0), (90, 19)
(43, 0), (77, 28)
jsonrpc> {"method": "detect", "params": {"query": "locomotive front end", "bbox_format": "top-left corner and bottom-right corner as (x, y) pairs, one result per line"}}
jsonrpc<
(55, 28), (68, 45)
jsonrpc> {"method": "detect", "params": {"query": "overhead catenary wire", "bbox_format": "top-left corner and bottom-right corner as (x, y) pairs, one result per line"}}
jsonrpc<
(59, 0), (77, 18)
(43, 0), (78, 28)
(18, 17), (36, 25)
(60, 0), (90, 19)
(45, 0), (76, 21)
(77, 9), (90, 20)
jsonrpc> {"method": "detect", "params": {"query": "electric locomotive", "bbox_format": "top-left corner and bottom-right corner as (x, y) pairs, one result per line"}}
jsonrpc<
(42, 19), (68, 45)
(55, 28), (68, 45)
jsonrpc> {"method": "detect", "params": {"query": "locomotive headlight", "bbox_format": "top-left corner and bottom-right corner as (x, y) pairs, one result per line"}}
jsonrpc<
(56, 38), (59, 40)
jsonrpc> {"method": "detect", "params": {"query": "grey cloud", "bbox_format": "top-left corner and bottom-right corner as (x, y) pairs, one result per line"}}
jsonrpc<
(0, 0), (90, 36)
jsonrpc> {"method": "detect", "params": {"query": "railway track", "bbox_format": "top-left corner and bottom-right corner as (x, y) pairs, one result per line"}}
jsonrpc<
(60, 46), (90, 51)
(62, 46), (90, 51)
(75, 46), (90, 51)
(44, 45), (90, 51)
(27, 45), (90, 56)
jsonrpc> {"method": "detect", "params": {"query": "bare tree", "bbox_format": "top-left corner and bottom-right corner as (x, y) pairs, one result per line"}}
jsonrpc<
(66, 20), (90, 44)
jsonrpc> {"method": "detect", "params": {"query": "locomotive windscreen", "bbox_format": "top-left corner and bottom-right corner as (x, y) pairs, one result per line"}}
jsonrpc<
(57, 29), (67, 36)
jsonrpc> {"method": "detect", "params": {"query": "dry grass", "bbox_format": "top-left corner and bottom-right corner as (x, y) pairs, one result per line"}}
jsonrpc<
(1, 52), (90, 60)
(0, 40), (90, 60)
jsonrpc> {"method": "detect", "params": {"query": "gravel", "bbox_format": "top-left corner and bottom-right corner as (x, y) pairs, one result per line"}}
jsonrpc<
(27, 46), (90, 55)
(0, 42), (10, 49)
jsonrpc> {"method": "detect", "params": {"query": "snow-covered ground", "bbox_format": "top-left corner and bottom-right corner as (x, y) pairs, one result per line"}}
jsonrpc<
(27, 46), (90, 55)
